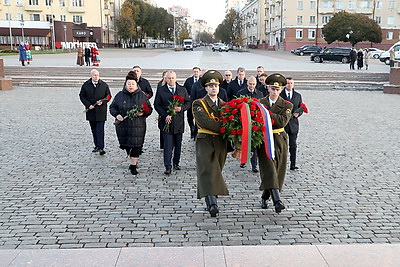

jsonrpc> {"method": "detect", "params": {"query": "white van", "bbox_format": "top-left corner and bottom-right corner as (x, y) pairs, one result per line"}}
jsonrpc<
(183, 39), (193, 51)
(379, 41), (400, 65)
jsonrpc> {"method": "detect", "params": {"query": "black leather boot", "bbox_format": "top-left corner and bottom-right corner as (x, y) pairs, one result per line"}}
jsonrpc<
(270, 189), (285, 213)
(205, 195), (219, 217)
(129, 165), (138, 175)
(261, 190), (270, 209)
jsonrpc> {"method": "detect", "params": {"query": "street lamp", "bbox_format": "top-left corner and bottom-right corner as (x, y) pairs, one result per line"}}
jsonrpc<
(7, 5), (13, 50)
(63, 25), (67, 42)
(20, 19), (25, 42)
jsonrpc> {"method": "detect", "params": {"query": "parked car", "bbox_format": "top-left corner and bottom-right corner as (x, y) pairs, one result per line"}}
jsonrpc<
(212, 43), (229, 52)
(379, 41), (400, 65)
(366, 48), (385, 59)
(292, 45), (322, 56)
(310, 47), (352, 63)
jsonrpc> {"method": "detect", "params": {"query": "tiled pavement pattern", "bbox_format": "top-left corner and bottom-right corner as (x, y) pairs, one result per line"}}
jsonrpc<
(1, 82), (399, 250)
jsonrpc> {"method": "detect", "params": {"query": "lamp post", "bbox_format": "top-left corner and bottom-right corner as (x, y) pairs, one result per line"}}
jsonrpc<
(20, 19), (25, 43)
(7, 5), (13, 50)
(63, 25), (67, 42)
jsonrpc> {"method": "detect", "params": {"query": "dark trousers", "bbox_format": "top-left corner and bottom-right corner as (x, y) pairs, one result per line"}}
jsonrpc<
(163, 132), (183, 169)
(89, 121), (105, 149)
(287, 131), (298, 168)
(350, 61), (355, 70)
(187, 109), (195, 137)
(250, 150), (258, 168)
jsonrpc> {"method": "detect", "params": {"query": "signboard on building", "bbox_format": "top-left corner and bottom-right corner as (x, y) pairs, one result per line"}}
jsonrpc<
(73, 29), (92, 37)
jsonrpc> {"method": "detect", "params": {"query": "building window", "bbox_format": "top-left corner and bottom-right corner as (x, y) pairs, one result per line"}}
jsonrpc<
(308, 29), (316, 40)
(348, 1), (355, 9)
(388, 1), (395, 9)
(60, 0), (66, 7)
(310, 16), (316, 24)
(45, 0), (52, 6)
(296, 29), (303, 40)
(360, 1), (371, 8)
(336, 1), (343, 9)
(29, 0), (39, 5)
(387, 16), (394, 25)
(322, 16), (331, 24)
(17, 13), (24, 21)
(375, 16), (381, 24)
(45, 14), (53, 21)
(16, 0), (23, 6)
(5, 13), (12, 20)
(4, 0), (10, 5)
(386, 32), (393, 40)
(376, 1), (382, 9)
(60, 15), (66, 21)
(310, 0), (316, 9)
(30, 14), (40, 21)
(322, 1), (333, 8)
(297, 16), (303, 24)
(72, 0), (83, 7)
(298, 1), (303, 9)
(73, 15), (83, 23)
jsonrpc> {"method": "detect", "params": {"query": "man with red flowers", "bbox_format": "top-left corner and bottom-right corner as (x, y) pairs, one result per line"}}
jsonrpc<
(79, 69), (112, 155)
(192, 70), (229, 217)
(257, 73), (293, 213)
(280, 77), (304, 170)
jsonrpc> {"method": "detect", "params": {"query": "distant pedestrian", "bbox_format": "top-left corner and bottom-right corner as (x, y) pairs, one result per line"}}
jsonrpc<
(76, 45), (84, 66)
(91, 46), (100, 66)
(79, 69), (111, 155)
(349, 47), (357, 70)
(18, 41), (26, 66)
(390, 48), (395, 68)
(24, 41), (32, 65)
(364, 49), (371, 70)
(84, 45), (91, 66)
(357, 48), (364, 70)
(109, 72), (153, 175)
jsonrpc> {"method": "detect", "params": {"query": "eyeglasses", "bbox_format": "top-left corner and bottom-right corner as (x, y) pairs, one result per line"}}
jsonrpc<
(225, 74), (232, 76)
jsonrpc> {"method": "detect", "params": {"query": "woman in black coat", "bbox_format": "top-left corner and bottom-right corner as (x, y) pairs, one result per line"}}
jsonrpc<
(109, 73), (153, 175)
(357, 48), (364, 69)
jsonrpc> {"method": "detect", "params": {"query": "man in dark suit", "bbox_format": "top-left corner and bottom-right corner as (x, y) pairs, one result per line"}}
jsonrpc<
(133, 65), (153, 98)
(79, 69), (112, 155)
(154, 70), (191, 175)
(227, 67), (247, 100)
(256, 73), (268, 97)
(220, 70), (233, 91)
(237, 76), (264, 173)
(280, 77), (303, 170)
(183, 67), (201, 139)
(256, 65), (264, 87)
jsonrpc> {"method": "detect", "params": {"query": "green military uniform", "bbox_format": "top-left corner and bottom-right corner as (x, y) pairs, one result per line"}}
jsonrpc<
(192, 95), (228, 199)
(257, 96), (293, 191)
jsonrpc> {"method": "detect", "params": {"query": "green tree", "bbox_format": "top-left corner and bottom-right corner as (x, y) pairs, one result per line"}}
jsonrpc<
(197, 31), (214, 44)
(322, 11), (382, 46)
(115, 1), (137, 43)
(214, 9), (238, 44)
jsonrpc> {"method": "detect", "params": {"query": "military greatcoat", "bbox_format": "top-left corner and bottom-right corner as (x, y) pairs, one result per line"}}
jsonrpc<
(192, 95), (228, 199)
(257, 96), (293, 191)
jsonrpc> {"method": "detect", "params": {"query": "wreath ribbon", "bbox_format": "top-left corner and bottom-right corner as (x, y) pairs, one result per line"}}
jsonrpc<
(254, 101), (275, 160)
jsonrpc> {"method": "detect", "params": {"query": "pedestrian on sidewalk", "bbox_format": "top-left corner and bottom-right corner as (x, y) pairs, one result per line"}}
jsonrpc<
(349, 47), (357, 70)
(79, 69), (111, 155)
(76, 45), (84, 66)
(192, 70), (229, 217)
(24, 41), (32, 65)
(84, 45), (91, 66)
(364, 49), (371, 70)
(110, 72), (153, 175)
(357, 48), (364, 70)
(18, 41), (27, 66)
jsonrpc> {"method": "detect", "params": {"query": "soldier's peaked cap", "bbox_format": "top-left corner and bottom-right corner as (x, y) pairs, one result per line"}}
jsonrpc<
(266, 73), (287, 88)
(201, 70), (223, 87)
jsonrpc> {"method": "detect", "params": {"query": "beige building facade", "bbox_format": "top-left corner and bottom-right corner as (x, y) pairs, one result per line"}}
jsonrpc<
(241, 0), (267, 47)
(264, 0), (400, 51)
(0, 0), (118, 49)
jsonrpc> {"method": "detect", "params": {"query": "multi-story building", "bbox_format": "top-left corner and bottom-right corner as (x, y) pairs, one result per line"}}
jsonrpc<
(241, 0), (266, 47)
(226, 0), (250, 13)
(264, 0), (400, 51)
(0, 0), (118, 50)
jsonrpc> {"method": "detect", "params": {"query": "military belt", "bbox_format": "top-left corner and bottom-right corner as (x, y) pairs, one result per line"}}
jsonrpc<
(198, 128), (219, 135)
(273, 128), (284, 134)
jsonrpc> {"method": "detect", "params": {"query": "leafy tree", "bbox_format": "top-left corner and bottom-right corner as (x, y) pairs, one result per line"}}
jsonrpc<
(322, 11), (382, 46)
(214, 9), (243, 46)
(197, 31), (214, 44)
(115, 1), (137, 43)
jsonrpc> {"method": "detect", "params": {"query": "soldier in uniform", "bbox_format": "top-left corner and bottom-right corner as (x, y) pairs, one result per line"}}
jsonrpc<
(192, 70), (229, 217)
(257, 73), (293, 213)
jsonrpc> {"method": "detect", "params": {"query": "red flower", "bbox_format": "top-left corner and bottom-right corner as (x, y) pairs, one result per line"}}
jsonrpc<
(271, 119), (275, 125)
(224, 107), (230, 113)
(237, 129), (243, 135)
(220, 127), (226, 133)
(250, 111), (255, 117)
(250, 105), (257, 111)
(228, 115), (235, 121)
(229, 102), (236, 108)
(268, 110), (273, 115)
(261, 125), (266, 131)
(172, 94), (185, 103)
(233, 99), (242, 104)
(231, 109), (238, 115)
(300, 103), (309, 113)
(146, 93), (151, 98)
(242, 97), (249, 103)
(230, 129), (237, 135)
(222, 118), (228, 123)
(252, 125), (258, 131)
(142, 102), (150, 114)
(106, 94), (111, 101)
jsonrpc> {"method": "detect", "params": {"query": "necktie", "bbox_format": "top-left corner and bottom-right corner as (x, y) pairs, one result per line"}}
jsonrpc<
(239, 80), (242, 86)
(287, 93), (290, 99)
(194, 78), (198, 83)
(170, 87), (175, 94)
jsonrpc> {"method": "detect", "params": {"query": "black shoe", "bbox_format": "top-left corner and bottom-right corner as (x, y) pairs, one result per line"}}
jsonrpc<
(274, 200), (286, 213)
(92, 147), (99, 153)
(173, 165), (181, 170)
(261, 190), (270, 209)
(290, 166), (299, 170)
(252, 167), (259, 173)
(99, 149), (106, 155)
(164, 168), (171, 175)
(209, 205), (219, 217)
(240, 164), (246, 168)
(129, 165), (138, 175)
(270, 189), (285, 214)
(261, 199), (268, 209)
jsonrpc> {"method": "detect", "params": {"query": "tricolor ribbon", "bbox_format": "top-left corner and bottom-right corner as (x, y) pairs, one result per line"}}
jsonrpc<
(254, 101), (275, 160)
(239, 102), (252, 165)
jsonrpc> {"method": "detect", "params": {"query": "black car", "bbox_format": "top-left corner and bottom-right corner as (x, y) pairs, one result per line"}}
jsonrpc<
(292, 45), (322, 56)
(310, 47), (352, 63)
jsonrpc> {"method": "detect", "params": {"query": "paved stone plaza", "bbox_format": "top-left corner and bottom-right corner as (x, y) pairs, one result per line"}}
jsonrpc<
(1, 82), (399, 249)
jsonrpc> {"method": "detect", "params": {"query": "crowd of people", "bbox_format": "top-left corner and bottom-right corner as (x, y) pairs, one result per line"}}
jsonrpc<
(77, 45), (101, 67)
(79, 66), (307, 217)
(349, 47), (371, 70)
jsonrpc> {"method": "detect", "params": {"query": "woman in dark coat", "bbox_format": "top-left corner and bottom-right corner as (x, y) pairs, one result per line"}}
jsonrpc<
(109, 72), (153, 175)
(357, 48), (364, 69)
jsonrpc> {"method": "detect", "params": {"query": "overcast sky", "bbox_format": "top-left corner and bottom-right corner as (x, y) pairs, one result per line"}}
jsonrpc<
(153, 0), (226, 30)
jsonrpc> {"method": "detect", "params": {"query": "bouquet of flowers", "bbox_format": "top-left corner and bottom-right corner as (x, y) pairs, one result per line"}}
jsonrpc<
(83, 94), (111, 113)
(292, 102), (309, 117)
(219, 96), (275, 164)
(163, 94), (185, 131)
(114, 102), (150, 126)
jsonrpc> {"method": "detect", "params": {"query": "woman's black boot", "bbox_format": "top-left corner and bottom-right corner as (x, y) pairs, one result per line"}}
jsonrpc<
(270, 189), (285, 213)
(129, 165), (138, 175)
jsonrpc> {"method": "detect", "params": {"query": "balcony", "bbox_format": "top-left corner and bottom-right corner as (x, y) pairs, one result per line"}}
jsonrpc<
(319, 8), (334, 14)
(25, 5), (43, 12)
(68, 6), (85, 13)
(358, 8), (373, 14)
